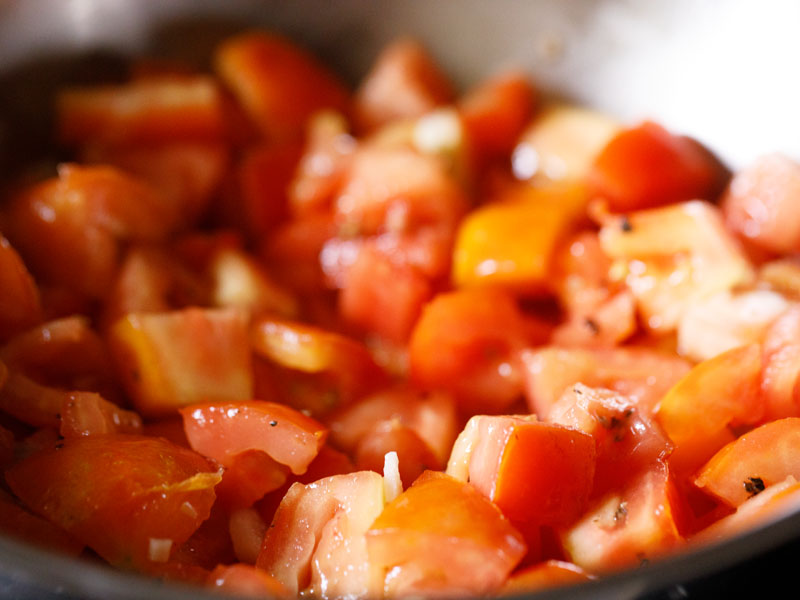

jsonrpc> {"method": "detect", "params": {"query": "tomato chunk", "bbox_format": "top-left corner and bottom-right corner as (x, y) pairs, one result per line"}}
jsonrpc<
(59, 391), (143, 439)
(588, 121), (727, 212)
(208, 563), (290, 598)
(0, 235), (42, 341)
(503, 560), (593, 594)
(6, 434), (220, 569)
(366, 470), (526, 597)
(109, 307), (253, 417)
(181, 400), (327, 475)
(760, 304), (800, 422)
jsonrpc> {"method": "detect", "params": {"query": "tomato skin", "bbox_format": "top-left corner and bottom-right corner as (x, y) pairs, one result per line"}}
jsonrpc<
(366, 470), (526, 597)
(181, 400), (327, 475)
(722, 154), (800, 255)
(503, 560), (593, 594)
(0, 235), (42, 341)
(5, 434), (220, 569)
(695, 418), (800, 507)
(354, 37), (453, 132)
(214, 32), (350, 142)
(0, 489), (83, 556)
(588, 121), (727, 212)
(448, 415), (596, 527)
(59, 391), (142, 439)
(760, 305), (800, 422)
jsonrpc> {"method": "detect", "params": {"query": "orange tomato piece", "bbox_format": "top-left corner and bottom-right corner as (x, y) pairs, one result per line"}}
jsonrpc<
(0, 489), (83, 557)
(109, 307), (253, 417)
(213, 450), (289, 510)
(208, 563), (291, 598)
(409, 287), (539, 414)
(214, 32), (350, 142)
(503, 560), (593, 594)
(452, 183), (587, 291)
(588, 121), (727, 212)
(562, 462), (685, 573)
(354, 37), (453, 132)
(447, 415), (596, 527)
(366, 470), (526, 597)
(0, 235), (42, 341)
(57, 76), (226, 146)
(656, 344), (763, 476)
(760, 304), (800, 422)
(458, 71), (537, 164)
(256, 471), (385, 597)
(722, 154), (800, 255)
(59, 391), (142, 439)
(695, 418), (800, 507)
(6, 434), (220, 569)
(181, 400), (327, 475)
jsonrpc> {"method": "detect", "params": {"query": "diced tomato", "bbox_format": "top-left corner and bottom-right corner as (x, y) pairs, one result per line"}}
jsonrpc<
(656, 344), (763, 476)
(458, 71), (537, 164)
(692, 476), (800, 546)
(599, 201), (755, 334)
(169, 504), (236, 571)
(409, 287), (541, 414)
(57, 76), (227, 146)
(142, 419), (189, 448)
(0, 371), (68, 429)
(759, 259), (800, 299)
(588, 121), (727, 212)
(6, 434), (220, 569)
(214, 32), (350, 142)
(208, 563), (290, 598)
(214, 450), (289, 509)
(290, 110), (356, 216)
(0, 489), (83, 556)
(447, 415), (595, 527)
(760, 304), (800, 422)
(721, 154), (800, 255)
(327, 386), (457, 466)
(695, 418), (800, 507)
(0, 235), (42, 341)
(548, 384), (673, 498)
(256, 471), (385, 597)
(109, 307), (253, 417)
(366, 470), (526, 597)
(229, 507), (268, 564)
(452, 183), (588, 291)
(354, 37), (453, 132)
(250, 316), (385, 410)
(338, 244), (432, 343)
(503, 560), (593, 594)
(521, 346), (691, 418)
(355, 419), (441, 488)
(561, 462), (685, 573)
(181, 400), (327, 475)
(512, 104), (621, 184)
(59, 391), (142, 439)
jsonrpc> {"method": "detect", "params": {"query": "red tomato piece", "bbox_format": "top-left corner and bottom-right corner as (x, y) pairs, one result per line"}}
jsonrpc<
(503, 560), (593, 594)
(214, 450), (289, 510)
(722, 154), (800, 255)
(447, 415), (596, 527)
(168, 504), (236, 571)
(0, 489), (83, 557)
(181, 400), (327, 475)
(327, 386), (458, 466)
(656, 344), (763, 476)
(366, 470), (526, 597)
(588, 121), (727, 212)
(208, 563), (290, 598)
(256, 471), (385, 597)
(409, 287), (540, 414)
(561, 462), (685, 573)
(6, 434), (221, 569)
(354, 37), (453, 132)
(695, 418), (800, 507)
(548, 384), (673, 498)
(214, 32), (350, 142)
(459, 71), (537, 164)
(109, 307), (253, 417)
(57, 76), (227, 146)
(760, 304), (800, 422)
(59, 391), (142, 439)
(0, 235), (42, 341)
(338, 244), (433, 343)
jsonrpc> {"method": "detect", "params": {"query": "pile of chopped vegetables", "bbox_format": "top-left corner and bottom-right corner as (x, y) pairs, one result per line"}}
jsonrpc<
(1, 30), (800, 599)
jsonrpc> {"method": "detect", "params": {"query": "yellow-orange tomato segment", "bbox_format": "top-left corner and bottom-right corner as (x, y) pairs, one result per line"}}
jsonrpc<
(109, 307), (253, 417)
(366, 471), (526, 598)
(5, 435), (221, 569)
(695, 418), (800, 507)
(452, 183), (587, 291)
(656, 344), (763, 476)
(180, 400), (327, 475)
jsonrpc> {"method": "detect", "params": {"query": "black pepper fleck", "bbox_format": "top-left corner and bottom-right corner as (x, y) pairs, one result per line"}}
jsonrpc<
(269, 420), (278, 427)
(744, 476), (765, 497)
(620, 216), (633, 232)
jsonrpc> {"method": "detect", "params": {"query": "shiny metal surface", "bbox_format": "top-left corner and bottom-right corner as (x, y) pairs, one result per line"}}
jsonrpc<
(0, 1), (799, 598)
